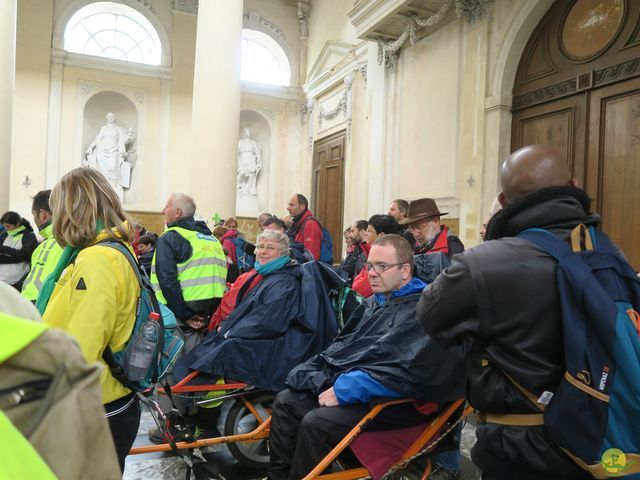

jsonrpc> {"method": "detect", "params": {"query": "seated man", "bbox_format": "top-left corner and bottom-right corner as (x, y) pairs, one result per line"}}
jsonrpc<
(175, 230), (340, 392)
(268, 234), (465, 480)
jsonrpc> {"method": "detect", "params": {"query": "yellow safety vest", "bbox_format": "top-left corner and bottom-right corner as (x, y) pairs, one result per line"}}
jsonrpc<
(150, 226), (227, 304)
(22, 224), (64, 302)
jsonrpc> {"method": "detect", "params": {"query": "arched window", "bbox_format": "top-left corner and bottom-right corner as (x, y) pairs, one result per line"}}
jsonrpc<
(241, 29), (291, 86)
(64, 2), (162, 66)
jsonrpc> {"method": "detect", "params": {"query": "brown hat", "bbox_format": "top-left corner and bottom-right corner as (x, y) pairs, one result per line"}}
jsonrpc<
(398, 198), (448, 225)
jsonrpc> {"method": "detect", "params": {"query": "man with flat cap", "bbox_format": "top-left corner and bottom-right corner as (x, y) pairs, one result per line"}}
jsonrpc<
(417, 144), (598, 479)
(399, 198), (464, 258)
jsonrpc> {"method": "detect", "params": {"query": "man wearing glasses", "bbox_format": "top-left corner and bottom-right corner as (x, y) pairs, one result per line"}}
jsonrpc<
(400, 198), (464, 259)
(267, 234), (464, 480)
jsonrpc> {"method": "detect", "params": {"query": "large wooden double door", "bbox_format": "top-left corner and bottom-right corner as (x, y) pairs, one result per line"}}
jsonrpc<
(512, 0), (640, 270)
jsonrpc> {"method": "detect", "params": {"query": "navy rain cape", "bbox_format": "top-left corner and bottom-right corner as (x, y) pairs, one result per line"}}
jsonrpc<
(286, 292), (465, 402)
(175, 261), (345, 392)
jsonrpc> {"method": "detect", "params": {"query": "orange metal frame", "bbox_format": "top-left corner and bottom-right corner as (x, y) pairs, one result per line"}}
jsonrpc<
(130, 371), (470, 480)
(129, 371), (271, 455)
(304, 399), (471, 480)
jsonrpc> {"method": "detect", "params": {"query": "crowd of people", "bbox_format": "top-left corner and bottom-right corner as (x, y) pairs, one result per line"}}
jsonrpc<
(1, 142), (639, 480)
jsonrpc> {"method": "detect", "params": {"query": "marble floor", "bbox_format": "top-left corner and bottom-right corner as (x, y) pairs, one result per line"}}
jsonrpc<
(124, 405), (480, 480)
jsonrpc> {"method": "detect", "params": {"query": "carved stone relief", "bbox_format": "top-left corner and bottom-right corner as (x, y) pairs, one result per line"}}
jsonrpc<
(174, 0), (198, 15)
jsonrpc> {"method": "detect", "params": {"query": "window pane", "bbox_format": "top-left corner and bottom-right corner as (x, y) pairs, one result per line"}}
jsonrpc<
(64, 2), (162, 66)
(241, 29), (291, 86)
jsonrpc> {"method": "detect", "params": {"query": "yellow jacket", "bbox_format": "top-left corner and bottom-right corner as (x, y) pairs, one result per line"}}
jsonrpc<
(43, 231), (140, 404)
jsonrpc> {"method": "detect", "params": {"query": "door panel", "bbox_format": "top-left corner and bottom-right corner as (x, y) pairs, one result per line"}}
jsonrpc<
(312, 131), (345, 262)
(511, 95), (587, 184)
(587, 77), (640, 270)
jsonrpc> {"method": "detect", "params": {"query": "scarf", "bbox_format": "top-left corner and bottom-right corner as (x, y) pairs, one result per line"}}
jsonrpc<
(35, 245), (80, 315)
(36, 221), (105, 315)
(254, 255), (290, 275)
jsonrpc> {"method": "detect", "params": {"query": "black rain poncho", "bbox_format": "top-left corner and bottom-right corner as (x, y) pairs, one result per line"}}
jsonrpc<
(176, 262), (345, 392)
(286, 292), (465, 402)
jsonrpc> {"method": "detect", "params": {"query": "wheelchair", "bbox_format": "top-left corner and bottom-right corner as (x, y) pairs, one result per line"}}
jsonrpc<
(130, 371), (471, 480)
(130, 370), (275, 469)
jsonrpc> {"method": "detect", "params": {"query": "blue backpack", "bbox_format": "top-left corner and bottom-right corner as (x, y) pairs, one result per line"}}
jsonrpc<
(518, 225), (640, 478)
(101, 242), (185, 392)
(301, 217), (333, 264)
(230, 236), (256, 272)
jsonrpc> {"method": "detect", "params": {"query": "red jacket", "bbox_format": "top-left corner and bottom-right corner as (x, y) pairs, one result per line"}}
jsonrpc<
(220, 229), (240, 264)
(208, 271), (263, 331)
(290, 209), (323, 261)
(351, 243), (373, 298)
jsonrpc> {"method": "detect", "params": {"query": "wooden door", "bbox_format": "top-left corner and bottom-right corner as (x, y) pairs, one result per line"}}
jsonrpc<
(511, 95), (587, 184)
(512, 0), (640, 270)
(311, 131), (345, 263)
(586, 77), (640, 269)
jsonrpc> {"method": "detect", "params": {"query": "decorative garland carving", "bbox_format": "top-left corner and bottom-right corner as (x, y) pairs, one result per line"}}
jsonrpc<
(173, 0), (198, 15)
(513, 57), (640, 111)
(318, 90), (348, 128)
(377, 0), (491, 71)
(357, 63), (367, 84)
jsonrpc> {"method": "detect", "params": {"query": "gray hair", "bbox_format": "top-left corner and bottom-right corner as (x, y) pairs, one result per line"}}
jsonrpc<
(257, 230), (289, 256)
(170, 193), (196, 217)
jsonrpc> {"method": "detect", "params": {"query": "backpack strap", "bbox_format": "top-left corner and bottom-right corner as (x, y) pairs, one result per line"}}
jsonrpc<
(98, 240), (165, 389)
(235, 272), (262, 308)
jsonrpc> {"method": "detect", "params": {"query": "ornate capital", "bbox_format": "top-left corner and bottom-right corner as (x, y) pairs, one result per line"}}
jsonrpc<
(298, 2), (311, 37)
(174, 0), (198, 15)
(136, 0), (154, 12)
(455, 0), (491, 25)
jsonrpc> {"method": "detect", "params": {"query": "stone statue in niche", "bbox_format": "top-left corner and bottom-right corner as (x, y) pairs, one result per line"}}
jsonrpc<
(84, 112), (136, 201)
(237, 127), (262, 196)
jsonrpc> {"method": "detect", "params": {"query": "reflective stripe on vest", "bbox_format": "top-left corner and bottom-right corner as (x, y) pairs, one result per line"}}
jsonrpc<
(22, 237), (64, 302)
(150, 226), (227, 303)
(1, 228), (30, 285)
(0, 313), (55, 479)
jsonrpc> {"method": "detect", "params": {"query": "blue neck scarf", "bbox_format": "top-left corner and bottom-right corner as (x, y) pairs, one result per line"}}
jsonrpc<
(254, 255), (290, 275)
(374, 277), (427, 305)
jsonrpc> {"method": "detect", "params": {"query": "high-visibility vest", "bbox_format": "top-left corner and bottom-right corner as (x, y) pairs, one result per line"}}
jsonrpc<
(150, 226), (227, 304)
(21, 224), (64, 302)
(1, 226), (30, 285)
(0, 313), (57, 480)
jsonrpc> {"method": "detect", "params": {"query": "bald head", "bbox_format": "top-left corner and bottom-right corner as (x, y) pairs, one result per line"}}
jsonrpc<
(499, 144), (576, 205)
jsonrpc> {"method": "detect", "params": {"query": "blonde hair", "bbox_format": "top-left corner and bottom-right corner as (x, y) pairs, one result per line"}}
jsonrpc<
(50, 168), (134, 248)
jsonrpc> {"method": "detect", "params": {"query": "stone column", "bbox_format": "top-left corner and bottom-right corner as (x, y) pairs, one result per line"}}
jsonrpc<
(0, 0), (17, 212)
(189, 1), (243, 221)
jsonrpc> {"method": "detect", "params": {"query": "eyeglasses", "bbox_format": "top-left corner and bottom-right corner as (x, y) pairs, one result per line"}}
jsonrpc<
(256, 244), (279, 252)
(365, 262), (407, 274)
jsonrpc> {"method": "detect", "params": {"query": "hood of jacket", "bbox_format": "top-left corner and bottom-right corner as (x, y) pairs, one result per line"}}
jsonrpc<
(168, 216), (213, 236)
(220, 229), (239, 242)
(486, 186), (599, 241)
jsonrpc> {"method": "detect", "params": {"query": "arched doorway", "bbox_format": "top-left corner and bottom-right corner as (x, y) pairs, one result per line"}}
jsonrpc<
(511, 0), (640, 270)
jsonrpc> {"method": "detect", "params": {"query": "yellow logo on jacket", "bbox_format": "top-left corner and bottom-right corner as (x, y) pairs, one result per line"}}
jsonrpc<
(601, 448), (632, 476)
